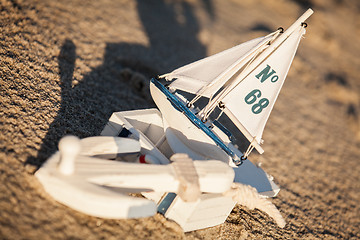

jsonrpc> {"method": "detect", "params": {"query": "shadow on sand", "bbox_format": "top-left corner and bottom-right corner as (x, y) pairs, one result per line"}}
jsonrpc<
(26, 0), (214, 170)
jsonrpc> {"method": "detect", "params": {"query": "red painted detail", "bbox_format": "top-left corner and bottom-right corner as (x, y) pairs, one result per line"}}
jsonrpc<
(139, 155), (147, 164)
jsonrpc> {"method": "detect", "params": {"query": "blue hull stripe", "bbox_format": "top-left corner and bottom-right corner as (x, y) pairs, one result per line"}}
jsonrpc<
(151, 78), (239, 161)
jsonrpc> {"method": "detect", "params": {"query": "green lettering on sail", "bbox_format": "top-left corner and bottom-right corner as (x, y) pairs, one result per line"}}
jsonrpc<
(244, 89), (269, 114)
(252, 98), (269, 114)
(255, 64), (277, 83)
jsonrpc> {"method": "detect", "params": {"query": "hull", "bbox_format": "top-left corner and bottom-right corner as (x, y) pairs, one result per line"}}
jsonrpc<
(150, 79), (235, 164)
(150, 80), (280, 197)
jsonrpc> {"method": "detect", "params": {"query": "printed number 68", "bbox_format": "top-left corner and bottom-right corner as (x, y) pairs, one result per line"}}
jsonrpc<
(244, 89), (269, 114)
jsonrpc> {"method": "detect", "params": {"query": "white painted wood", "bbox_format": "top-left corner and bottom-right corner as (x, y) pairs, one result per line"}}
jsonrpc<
(80, 136), (140, 158)
(37, 136), (235, 217)
(162, 193), (236, 232)
(170, 154), (201, 202)
(34, 9), (314, 228)
(36, 152), (157, 219)
(81, 155), (234, 195)
(58, 136), (81, 175)
(102, 109), (280, 196)
(163, 118), (207, 161)
(150, 83), (232, 162)
(36, 106), (283, 229)
(99, 108), (282, 232)
(101, 109), (171, 164)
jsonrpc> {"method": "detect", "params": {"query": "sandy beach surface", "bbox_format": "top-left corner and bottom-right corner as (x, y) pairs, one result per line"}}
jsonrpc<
(1, 0), (359, 239)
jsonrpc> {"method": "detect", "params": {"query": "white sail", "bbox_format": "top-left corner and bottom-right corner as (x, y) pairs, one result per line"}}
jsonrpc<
(165, 34), (277, 98)
(222, 25), (306, 146)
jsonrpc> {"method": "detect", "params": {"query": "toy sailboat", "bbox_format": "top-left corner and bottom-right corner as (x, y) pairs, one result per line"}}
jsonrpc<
(151, 8), (313, 166)
(36, 9), (313, 232)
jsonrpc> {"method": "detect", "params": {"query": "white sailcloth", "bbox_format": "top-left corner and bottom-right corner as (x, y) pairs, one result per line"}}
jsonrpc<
(222, 26), (306, 145)
(165, 34), (277, 98)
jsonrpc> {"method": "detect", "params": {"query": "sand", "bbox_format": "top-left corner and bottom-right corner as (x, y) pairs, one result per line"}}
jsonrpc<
(1, 0), (359, 239)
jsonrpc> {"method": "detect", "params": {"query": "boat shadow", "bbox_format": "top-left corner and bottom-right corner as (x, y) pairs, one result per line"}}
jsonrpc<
(25, 0), (214, 170)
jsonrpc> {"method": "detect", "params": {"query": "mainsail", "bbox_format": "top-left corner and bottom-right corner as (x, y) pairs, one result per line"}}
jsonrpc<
(164, 33), (278, 98)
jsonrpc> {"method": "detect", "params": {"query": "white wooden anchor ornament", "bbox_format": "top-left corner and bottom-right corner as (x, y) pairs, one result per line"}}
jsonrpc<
(36, 8), (313, 232)
(36, 136), (235, 216)
(36, 135), (285, 227)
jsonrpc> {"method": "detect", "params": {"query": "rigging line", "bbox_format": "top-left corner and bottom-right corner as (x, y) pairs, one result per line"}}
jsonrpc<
(201, 40), (271, 120)
(188, 93), (201, 107)
(187, 30), (281, 109)
(199, 30), (282, 120)
(215, 22), (310, 108)
(199, 28), (286, 120)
